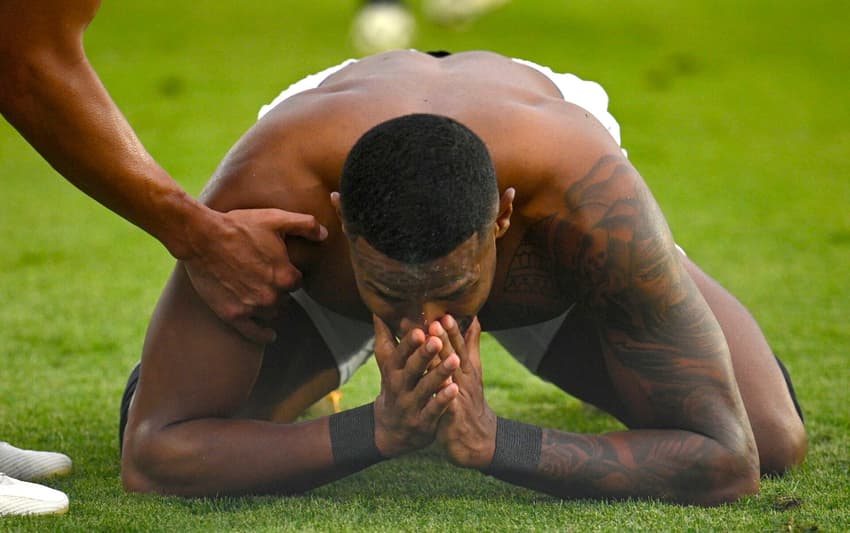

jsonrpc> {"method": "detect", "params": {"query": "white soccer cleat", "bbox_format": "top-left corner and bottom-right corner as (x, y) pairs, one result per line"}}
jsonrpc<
(0, 442), (72, 481)
(351, 2), (416, 55)
(423, 0), (511, 27)
(0, 474), (69, 516)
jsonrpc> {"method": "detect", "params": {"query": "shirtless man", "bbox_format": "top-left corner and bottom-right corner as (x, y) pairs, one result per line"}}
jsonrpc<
(119, 50), (806, 506)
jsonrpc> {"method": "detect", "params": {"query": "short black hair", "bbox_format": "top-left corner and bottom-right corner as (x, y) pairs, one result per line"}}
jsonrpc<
(340, 113), (498, 264)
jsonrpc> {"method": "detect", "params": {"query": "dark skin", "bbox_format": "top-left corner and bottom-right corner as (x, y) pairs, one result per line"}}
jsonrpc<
(121, 50), (806, 505)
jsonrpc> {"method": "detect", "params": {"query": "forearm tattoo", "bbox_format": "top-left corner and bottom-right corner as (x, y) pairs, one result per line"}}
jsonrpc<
(535, 428), (721, 502)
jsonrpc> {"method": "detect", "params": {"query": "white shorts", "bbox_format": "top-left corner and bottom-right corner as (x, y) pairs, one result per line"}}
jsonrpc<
(265, 55), (628, 386)
(290, 289), (575, 386)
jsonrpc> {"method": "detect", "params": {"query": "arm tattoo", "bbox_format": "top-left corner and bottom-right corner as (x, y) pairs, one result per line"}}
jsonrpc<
(535, 428), (721, 503)
(492, 154), (757, 504)
(550, 154), (738, 427)
(556, 154), (678, 313)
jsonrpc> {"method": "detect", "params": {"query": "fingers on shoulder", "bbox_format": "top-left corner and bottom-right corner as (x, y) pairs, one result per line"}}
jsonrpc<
(264, 209), (328, 240)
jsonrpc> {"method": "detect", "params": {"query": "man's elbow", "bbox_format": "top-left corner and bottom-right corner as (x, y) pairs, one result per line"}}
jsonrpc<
(121, 460), (155, 495)
(120, 424), (201, 496)
(707, 459), (760, 506)
(693, 442), (761, 507)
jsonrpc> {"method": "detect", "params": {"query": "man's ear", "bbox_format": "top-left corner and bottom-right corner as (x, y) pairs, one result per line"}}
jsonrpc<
(494, 187), (515, 239)
(330, 192), (348, 236)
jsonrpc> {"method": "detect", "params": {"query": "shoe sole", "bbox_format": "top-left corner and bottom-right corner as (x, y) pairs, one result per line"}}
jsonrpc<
(0, 497), (69, 516)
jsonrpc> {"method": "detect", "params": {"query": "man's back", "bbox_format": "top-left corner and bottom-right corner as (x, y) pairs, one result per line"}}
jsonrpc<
(200, 50), (625, 327)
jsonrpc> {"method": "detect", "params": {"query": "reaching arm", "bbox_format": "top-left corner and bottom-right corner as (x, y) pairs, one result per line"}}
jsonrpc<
(0, 0), (326, 342)
(0, 0), (206, 259)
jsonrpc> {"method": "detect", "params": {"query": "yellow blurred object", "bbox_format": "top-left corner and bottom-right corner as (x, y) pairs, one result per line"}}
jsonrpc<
(303, 390), (343, 419)
(327, 390), (343, 413)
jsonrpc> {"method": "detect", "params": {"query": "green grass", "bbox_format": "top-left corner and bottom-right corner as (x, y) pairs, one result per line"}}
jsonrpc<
(1, 0), (848, 530)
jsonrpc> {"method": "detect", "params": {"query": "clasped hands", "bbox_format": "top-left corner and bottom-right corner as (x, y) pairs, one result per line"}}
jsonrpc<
(372, 314), (497, 470)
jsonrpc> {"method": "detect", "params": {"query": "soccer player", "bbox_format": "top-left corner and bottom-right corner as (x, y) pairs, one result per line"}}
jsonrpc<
(120, 50), (806, 505)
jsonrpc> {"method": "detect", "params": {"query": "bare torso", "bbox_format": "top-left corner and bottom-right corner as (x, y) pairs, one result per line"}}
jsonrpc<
(121, 51), (805, 502)
(201, 50), (623, 329)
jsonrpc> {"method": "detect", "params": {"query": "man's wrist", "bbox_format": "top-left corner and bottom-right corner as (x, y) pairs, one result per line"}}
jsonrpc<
(482, 417), (542, 478)
(329, 403), (387, 471)
(153, 188), (218, 261)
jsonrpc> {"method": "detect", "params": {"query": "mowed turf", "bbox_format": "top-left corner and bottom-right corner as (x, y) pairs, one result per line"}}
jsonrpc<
(1, 0), (848, 531)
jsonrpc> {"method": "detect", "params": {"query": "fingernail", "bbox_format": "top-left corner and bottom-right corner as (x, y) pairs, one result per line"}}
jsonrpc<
(319, 225), (328, 239)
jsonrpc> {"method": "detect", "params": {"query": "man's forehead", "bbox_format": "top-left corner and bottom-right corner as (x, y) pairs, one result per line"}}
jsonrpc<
(351, 237), (481, 291)
(368, 263), (478, 293)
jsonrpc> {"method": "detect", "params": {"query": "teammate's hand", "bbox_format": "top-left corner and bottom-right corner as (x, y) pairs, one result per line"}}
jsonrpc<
(372, 315), (460, 457)
(183, 207), (327, 344)
(435, 315), (497, 469)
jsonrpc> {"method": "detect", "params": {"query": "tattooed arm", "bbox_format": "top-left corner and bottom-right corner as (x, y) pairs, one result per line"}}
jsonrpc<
(496, 154), (759, 505)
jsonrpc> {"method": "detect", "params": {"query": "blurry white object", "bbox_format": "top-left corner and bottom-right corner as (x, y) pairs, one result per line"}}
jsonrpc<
(0, 441), (72, 481)
(352, 3), (416, 55)
(0, 474), (69, 516)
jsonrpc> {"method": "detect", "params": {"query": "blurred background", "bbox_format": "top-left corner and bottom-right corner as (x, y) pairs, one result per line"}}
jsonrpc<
(0, 0), (847, 529)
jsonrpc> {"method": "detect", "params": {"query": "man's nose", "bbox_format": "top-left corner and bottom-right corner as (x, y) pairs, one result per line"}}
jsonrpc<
(398, 302), (446, 334)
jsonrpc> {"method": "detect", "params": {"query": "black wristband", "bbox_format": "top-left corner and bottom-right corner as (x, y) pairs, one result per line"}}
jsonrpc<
(483, 417), (542, 477)
(328, 403), (386, 471)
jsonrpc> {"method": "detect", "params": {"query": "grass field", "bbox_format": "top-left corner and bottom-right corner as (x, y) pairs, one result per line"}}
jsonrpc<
(1, 0), (848, 531)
